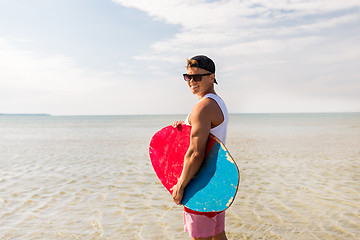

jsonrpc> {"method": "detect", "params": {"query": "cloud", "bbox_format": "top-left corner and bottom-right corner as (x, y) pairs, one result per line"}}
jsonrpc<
(0, 37), (150, 115)
(0, 38), (102, 94)
(111, 0), (360, 61)
(112, 0), (360, 113)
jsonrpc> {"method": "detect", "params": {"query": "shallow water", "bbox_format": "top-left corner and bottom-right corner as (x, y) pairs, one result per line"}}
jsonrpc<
(0, 113), (359, 239)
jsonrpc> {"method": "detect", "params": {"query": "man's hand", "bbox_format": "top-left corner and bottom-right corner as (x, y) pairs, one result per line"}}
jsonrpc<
(172, 121), (184, 128)
(170, 183), (184, 205)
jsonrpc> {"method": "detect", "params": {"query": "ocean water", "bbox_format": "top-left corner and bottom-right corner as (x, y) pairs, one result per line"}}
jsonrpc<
(0, 113), (359, 240)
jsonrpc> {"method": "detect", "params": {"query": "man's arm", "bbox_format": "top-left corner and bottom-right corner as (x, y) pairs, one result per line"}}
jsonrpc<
(171, 102), (212, 205)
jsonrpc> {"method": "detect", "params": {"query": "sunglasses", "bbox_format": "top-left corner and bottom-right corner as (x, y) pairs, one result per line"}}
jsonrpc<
(183, 73), (212, 82)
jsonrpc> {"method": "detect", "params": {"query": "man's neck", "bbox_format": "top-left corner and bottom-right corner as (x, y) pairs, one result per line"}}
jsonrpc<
(198, 90), (216, 100)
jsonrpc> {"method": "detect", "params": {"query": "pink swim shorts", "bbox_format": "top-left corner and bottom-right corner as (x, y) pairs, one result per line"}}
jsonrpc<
(184, 211), (226, 238)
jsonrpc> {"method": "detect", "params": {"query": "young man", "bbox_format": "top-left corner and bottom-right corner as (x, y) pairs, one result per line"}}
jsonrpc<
(171, 55), (229, 240)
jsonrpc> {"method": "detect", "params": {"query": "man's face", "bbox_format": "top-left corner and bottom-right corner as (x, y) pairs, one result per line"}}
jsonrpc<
(186, 67), (214, 96)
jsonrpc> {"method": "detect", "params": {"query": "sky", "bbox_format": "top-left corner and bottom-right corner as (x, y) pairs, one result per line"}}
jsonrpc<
(0, 0), (359, 115)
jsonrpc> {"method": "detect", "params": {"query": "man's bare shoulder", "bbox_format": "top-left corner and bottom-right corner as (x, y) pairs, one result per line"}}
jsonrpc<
(190, 97), (223, 127)
(192, 98), (218, 115)
(188, 100), (213, 131)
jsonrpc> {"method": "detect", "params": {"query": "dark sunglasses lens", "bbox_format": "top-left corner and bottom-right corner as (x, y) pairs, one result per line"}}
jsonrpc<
(184, 74), (202, 82)
(192, 75), (202, 82)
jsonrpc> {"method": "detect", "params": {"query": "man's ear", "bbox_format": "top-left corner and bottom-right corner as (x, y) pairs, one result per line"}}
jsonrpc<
(211, 74), (216, 83)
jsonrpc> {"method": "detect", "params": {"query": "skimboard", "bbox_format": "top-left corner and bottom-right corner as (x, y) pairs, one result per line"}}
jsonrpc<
(149, 124), (240, 212)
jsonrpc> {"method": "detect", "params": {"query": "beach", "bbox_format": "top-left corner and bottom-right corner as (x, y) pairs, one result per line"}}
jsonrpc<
(0, 113), (359, 239)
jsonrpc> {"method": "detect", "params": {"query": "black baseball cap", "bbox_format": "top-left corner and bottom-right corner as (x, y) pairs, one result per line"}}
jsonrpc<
(189, 55), (218, 84)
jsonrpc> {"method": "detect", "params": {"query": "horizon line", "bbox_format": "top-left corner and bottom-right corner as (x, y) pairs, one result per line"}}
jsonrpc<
(1, 111), (360, 117)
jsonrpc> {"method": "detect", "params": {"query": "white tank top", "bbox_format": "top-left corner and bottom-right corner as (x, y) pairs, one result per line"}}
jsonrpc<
(185, 93), (228, 144)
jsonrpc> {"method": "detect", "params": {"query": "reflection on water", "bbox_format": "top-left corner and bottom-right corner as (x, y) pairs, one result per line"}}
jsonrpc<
(0, 113), (359, 239)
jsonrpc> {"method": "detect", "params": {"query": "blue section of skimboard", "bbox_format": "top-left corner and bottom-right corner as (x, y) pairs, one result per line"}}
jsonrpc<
(181, 138), (239, 212)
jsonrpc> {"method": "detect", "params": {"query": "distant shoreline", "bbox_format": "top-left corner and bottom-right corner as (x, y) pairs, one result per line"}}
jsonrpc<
(1, 112), (359, 117)
(0, 114), (52, 116)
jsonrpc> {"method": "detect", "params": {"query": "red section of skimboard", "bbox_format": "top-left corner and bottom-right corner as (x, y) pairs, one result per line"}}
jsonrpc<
(149, 124), (191, 193)
(149, 124), (219, 194)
